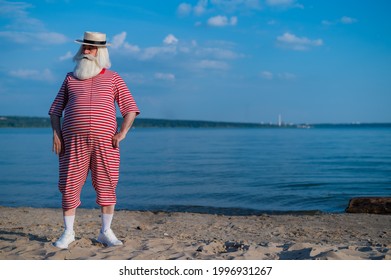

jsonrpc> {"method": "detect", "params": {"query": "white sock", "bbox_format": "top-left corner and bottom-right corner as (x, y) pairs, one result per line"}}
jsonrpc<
(64, 215), (75, 232)
(101, 213), (114, 233)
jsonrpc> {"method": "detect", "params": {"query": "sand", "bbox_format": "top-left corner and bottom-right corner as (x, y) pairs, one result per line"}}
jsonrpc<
(0, 206), (390, 260)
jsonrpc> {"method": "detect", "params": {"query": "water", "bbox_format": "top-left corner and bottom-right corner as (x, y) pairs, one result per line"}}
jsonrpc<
(0, 127), (390, 214)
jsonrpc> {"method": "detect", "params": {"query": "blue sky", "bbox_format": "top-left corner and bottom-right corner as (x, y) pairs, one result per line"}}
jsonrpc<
(0, 0), (390, 124)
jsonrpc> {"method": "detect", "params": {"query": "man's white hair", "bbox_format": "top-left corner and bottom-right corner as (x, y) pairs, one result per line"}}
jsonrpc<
(73, 46), (111, 69)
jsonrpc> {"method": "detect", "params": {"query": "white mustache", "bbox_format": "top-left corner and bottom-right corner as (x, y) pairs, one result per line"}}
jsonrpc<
(81, 54), (96, 61)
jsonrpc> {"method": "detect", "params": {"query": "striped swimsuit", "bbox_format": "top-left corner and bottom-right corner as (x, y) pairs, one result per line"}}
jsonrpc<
(49, 69), (140, 210)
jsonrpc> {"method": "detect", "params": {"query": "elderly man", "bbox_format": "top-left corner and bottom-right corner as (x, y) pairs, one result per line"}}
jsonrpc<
(49, 31), (140, 249)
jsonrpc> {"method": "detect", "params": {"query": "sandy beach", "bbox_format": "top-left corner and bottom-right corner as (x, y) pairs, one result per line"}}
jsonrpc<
(0, 206), (390, 260)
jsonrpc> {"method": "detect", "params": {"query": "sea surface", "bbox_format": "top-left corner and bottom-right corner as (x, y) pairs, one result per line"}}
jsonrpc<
(0, 127), (390, 214)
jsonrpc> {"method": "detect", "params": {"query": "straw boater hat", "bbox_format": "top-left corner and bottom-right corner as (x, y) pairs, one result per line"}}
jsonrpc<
(75, 31), (111, 47)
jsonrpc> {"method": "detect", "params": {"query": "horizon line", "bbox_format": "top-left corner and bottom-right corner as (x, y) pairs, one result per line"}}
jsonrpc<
(1, 115), (391, 126)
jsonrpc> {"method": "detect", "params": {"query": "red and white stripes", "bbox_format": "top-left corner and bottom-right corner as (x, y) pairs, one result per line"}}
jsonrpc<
(49, 69), (139, 210)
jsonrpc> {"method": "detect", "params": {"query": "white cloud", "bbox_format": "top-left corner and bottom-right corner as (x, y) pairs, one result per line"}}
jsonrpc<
(123, 42), (141, 54)
(177, 0), (261, 18)
(210, 0), (262, 13)
(266, 0), (303, 9)
(9, 68), (55, 82)
(321, 20), (333, 26)
(111, 31), (127, 49)
(322, 16), (358, 26)
(163, 34), (179, 45)
(110, 32), (243, 73)
(0, 1), (43, 29)
(260, 71), (273, 80)
(35, 32), (67, 44)
(278, 72), (296, 80)
(0, 1), (32, 16)
(208, 15), (238, 27)
(194, 0), (208, 16)
(196, 59), (229, 70)
(340, 16), (357, 24)
(276, 32), (323, 51)
(260, 70), (296, 80)
(0, 31), (28, 44)
(176, 0), (208, 17)
(0, 31), (67, 44)
(196, 47), (243, 59)
(266, 0), (293, 5)
(111, 32), (180, 60)
(230, 16), (238, 25)
(154, 72), (176, 81)
(208, 16), (226, 26)
(0, 2), (67, 44)
(59, 51), (73, 61)
(122, 73), (147, 85)
(112, 33), (140, 54)
(110, 32), (139, 55)
(177, 3), (192, 16)
(140, 46), (177, 60)
(177, 0), (261, 28)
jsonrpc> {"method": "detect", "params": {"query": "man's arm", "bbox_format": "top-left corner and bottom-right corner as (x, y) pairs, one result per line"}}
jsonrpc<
(50, 114), (64, 155)
(112, 112), (137, 148)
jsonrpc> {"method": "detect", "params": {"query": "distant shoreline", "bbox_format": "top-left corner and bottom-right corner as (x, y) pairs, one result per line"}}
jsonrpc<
(1, 116), (391, 129)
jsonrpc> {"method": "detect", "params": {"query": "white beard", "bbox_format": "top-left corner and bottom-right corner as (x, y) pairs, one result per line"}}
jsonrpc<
(73, 54), (102, 80)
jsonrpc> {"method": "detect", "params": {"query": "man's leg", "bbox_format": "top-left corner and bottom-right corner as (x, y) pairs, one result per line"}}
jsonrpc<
(63, 208), (76, 232)
(101, 205), (114, 232)
(97, 205), (123, 246)
(54, 136), (89, 249)
(53, 208), (77, 249)
(91, 138), (122, 246)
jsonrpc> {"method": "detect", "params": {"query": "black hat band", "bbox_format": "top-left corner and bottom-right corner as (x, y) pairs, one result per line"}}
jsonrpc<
(83, 39), (106, 45)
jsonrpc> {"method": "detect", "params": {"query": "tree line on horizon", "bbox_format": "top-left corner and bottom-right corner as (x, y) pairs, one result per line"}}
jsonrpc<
(0, 116), (390, 129)
(0, 116), (277, 128)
